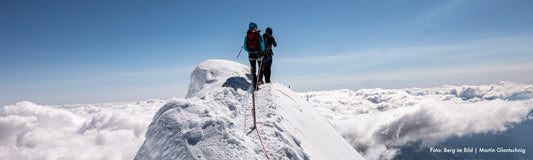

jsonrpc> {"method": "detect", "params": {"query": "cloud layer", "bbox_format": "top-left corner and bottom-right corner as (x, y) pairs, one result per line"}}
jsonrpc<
(302, 81), (533, 160)
(0, 100), (168, 160)
(1, 81), (532, 160)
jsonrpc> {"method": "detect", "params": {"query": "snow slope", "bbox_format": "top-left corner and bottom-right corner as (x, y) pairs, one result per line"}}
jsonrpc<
(134, 59), (364, 160)
(302, 82), (533, 159)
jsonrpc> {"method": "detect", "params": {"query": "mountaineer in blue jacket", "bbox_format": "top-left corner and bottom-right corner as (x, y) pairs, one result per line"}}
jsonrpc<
(244, 22), (265, 90)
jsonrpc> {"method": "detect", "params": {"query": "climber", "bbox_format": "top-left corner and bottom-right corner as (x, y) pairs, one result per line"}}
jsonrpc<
(243, 22), (265, 90)
(259, 27), (277, 84)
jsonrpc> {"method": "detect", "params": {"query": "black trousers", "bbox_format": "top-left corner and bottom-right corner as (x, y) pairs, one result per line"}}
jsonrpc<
(259, 60), (272, 83)
(249, 59), (262, 89)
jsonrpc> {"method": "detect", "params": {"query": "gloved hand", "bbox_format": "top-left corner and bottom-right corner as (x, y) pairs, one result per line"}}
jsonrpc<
(273, 42), (277, 47)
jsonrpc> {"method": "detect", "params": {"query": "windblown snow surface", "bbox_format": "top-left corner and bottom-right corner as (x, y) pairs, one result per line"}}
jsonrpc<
(0, 59), (532, 160)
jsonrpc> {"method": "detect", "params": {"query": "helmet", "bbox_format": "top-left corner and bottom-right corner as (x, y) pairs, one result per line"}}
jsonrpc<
(249, 22), (257, 30)
(266, 27), (272, 34)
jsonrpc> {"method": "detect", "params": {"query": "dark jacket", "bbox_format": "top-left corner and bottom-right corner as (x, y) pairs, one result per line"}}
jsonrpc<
(262, 33), (277, 59)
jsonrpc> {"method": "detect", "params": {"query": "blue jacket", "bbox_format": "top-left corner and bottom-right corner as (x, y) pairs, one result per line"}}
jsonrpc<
(243, 31), (265, 54)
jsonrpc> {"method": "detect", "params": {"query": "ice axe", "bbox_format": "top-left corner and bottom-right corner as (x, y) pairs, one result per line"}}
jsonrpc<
(236, 45), (244, 59)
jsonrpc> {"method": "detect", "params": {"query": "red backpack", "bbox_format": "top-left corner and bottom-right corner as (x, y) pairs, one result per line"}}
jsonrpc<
(246, 30), (261, 52)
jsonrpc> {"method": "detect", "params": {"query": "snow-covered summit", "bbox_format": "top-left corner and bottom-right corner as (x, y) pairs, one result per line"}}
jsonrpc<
(135, 59), (364, 160)
(186, 59), (252, 99)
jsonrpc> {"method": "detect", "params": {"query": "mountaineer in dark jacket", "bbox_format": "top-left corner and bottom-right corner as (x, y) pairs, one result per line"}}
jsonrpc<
(259, 27), (277, 84)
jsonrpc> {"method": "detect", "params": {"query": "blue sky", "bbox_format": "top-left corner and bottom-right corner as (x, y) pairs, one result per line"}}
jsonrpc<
(1, 0), (533, 105)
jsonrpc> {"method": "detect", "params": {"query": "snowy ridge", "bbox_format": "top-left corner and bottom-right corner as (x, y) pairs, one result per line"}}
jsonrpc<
(135, 59), (364, 160)
(302, 82), (533, 159)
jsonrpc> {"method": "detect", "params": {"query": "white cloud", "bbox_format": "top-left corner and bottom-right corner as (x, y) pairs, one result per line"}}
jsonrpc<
(0, 100), (167, 160)
(302, 82), (533, 159)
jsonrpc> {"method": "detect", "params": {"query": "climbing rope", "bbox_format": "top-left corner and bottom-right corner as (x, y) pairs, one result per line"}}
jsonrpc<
(252, 57), (270, 160)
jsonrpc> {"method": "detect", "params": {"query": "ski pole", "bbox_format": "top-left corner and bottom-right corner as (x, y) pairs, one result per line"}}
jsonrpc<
(236, 46), (244, 59)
